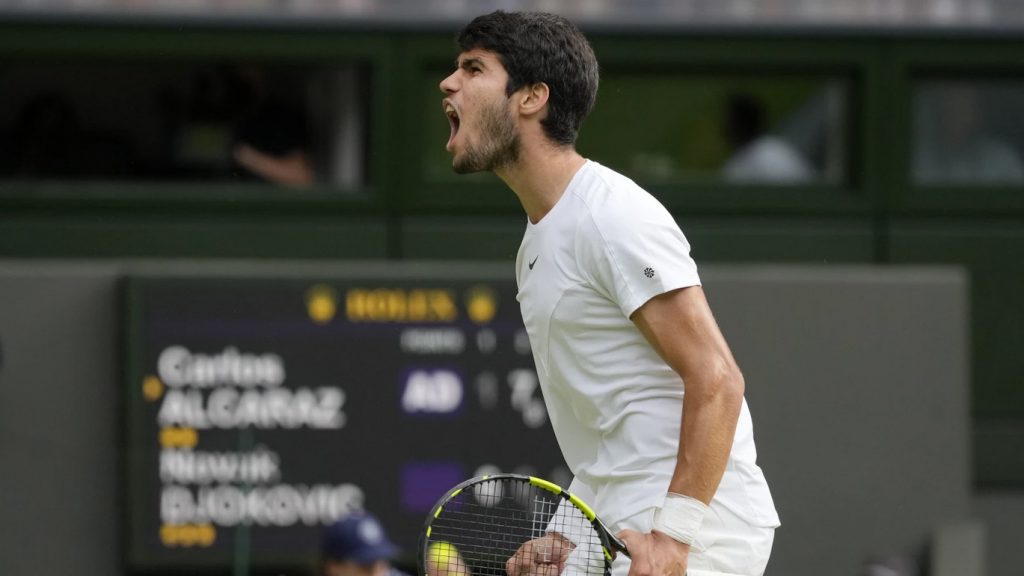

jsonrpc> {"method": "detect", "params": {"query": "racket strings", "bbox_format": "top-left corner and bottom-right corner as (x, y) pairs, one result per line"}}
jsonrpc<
(425, 478), (608, 576)
(531, 496), (557, 539)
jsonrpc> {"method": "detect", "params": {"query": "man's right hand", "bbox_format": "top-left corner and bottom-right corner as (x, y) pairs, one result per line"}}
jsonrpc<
(506, 533), (576, 576)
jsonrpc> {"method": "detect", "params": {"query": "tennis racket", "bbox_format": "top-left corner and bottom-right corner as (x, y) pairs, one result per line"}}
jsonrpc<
(420, 474), (629, 576)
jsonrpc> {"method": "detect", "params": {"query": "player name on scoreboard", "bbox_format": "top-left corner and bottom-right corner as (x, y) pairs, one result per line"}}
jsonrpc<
(143, 344), (360, 549)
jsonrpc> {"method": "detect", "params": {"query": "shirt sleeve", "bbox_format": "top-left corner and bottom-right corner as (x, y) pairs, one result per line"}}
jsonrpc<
(576, 192), (701, 318)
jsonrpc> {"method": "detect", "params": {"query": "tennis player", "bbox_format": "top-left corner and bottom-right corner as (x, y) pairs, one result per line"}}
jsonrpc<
(440, 11), (780, 576)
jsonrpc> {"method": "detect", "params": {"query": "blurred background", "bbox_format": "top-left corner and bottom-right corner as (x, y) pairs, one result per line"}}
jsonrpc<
(0, 1), (1021, 575)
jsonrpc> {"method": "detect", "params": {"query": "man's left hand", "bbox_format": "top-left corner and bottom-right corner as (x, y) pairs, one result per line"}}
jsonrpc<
(617, 530), (690, 576)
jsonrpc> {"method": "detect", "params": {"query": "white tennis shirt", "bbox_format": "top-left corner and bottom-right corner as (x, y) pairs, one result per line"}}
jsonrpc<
(516, 160), (780, 532)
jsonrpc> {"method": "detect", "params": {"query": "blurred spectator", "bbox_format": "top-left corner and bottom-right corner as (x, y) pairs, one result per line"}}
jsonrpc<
(0, 62), (363, 187)
(721, 93), (816, 184)
(913, 83), (1024, 184)
(321, 512), (410, 576)
(226, 65), (316, 186)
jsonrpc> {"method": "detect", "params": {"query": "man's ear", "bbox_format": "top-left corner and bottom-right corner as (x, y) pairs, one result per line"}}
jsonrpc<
(518, 82), (550, 117)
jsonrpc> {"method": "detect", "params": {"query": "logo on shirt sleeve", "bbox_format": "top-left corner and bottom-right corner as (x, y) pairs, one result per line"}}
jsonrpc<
(644, 267), (656, 279)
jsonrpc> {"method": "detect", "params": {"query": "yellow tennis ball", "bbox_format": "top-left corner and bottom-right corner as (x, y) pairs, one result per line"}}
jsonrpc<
(428, 541), (457, 564)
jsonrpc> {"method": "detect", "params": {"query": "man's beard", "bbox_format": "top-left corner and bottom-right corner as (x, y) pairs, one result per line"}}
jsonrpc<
(453, 98), (521, 174)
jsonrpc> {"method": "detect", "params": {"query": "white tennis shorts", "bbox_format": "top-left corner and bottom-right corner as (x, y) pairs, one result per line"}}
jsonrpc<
(610, 504), (775, 576)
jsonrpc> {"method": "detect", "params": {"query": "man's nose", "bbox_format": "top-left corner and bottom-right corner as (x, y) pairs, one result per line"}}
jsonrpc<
(440, 71), (458, 95)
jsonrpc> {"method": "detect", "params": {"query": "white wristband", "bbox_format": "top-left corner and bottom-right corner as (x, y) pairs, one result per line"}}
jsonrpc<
(651, 492), (709, 545)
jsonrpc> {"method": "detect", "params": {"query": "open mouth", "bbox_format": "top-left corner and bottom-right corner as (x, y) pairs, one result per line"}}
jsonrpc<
(444, 102), (460, 151)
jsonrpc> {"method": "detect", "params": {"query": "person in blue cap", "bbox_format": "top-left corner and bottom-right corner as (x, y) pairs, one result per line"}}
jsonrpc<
(321, 512), (410, 576)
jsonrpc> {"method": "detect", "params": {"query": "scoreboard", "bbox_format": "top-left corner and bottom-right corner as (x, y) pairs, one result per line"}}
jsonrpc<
(124, 270), (569, 572)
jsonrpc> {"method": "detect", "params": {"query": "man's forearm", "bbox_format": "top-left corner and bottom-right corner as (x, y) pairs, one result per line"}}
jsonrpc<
(667, 367), (744, 504)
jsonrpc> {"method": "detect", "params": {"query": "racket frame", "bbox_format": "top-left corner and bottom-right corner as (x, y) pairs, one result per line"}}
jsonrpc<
(420, 473), (629, 576)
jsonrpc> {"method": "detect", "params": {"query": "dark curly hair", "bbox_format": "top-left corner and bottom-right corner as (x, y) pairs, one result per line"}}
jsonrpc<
(457, 11), (599, 146)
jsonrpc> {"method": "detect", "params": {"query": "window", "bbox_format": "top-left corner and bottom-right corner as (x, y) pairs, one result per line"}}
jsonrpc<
(580, 73), (849, 187)
(0, 62), (368, 189)
(912, 79), (1024, 186)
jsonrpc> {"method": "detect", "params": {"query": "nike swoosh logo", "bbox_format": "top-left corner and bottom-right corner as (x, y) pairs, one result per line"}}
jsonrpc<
(529, 256), (539, 270)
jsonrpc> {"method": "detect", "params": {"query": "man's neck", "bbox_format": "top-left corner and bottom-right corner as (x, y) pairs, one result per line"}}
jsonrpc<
(495, 144), (587, 225)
